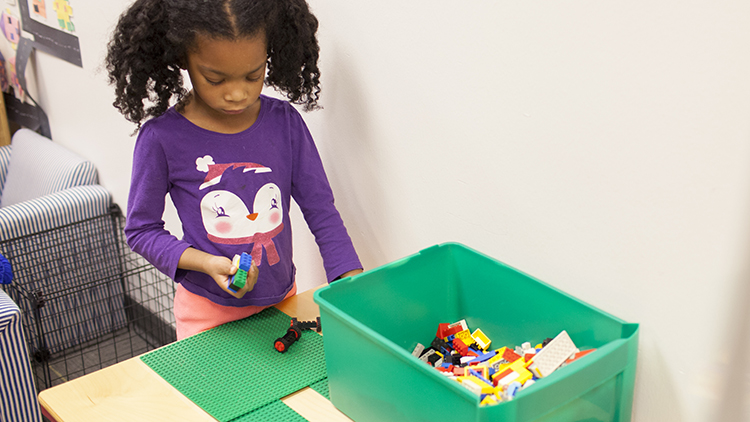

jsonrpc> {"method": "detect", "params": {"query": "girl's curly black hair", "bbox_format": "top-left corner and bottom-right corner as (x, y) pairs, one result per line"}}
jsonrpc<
(106, 0), (321, 129)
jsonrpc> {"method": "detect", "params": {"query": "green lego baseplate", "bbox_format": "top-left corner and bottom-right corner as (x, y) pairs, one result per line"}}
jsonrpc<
(231, 400), (308, 422)
(231, 377), (332, 421)
(309, 377), (330, 400)
(140, 307), (327, 422)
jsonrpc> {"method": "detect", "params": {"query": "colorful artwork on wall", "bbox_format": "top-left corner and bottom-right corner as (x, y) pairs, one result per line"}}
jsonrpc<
(22, 0), (81, 65)
(0, 0), (82, 136)
(1, 9), (20, 47)
(31, 0), (46, 19)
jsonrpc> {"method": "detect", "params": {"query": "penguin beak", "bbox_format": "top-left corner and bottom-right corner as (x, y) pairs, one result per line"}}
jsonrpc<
(247, 213), (258, 221)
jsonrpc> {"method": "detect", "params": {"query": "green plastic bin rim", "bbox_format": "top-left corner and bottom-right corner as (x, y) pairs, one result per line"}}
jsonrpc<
(321, 242), (636, 324)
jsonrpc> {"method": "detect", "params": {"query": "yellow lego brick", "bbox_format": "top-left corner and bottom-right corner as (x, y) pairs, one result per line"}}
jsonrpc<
(510, 358), (528, 371)
(468, 365), (489, 379)
(456, 377), (482, 396)
(527, 364), (542, 378)
(455, 377), (480, 395)
(513, 366), (533, 386)
(487, 347), (508, 366)
(480, 395), (499, 406)
(494, 361), (512, 375)
(471, 328), (492, 351)
(493, 360), (534, 388)
(458, 376), (494, 394)
(492, 358), (528, 381)
(454, 329), (475, 346)
(478, 382), (495, 395)
(489, 346), (524, 369)
(494, 355), (526, 375)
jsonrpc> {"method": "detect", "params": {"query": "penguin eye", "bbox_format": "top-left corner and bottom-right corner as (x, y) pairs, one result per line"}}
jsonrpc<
(270, 198), (278, 209)
(213, 205), (228, 217)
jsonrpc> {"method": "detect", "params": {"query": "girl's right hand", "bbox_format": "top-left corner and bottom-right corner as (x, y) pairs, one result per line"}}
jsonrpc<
(223, 260), (259, 299)
(205, 255), (258, 299)
(177, 248), (259, 299)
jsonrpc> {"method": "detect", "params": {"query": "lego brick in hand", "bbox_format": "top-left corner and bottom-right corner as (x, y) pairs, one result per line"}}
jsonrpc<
(227, 253), (259, 294)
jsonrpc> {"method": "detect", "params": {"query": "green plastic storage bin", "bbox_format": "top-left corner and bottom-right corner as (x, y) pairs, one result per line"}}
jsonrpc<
(314, 243), (638, 422)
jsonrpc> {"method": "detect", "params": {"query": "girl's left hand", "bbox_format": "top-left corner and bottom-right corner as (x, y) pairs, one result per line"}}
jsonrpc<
(336, 268), (363, 280)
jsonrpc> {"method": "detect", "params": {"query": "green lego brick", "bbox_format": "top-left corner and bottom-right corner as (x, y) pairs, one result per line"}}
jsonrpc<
(140, 307), (326, 422)
(228, 253), (254, 292)
(228, 269), (248, 292)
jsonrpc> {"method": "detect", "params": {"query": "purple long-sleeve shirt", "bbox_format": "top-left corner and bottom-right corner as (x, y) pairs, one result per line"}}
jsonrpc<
(125, 95), (361, 307)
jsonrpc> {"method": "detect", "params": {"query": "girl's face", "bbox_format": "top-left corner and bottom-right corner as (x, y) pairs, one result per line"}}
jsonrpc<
(184, 33), (267, 132)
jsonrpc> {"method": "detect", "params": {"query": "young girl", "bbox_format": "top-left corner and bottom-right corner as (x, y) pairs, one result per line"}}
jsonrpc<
(106, 0), (362, 340)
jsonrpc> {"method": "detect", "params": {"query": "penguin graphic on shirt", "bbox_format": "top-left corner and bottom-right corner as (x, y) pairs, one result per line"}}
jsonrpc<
(195, 155), (283, 266)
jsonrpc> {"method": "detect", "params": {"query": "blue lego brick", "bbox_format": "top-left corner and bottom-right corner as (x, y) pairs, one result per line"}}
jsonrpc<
(467, 350), (497, 365)
(228, 253), (257, 293)
(468, 368), (494, 387)
(238, 252), (253, 271)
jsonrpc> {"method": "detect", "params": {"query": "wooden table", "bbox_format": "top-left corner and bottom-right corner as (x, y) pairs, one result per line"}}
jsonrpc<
(38, 286), (353, 422)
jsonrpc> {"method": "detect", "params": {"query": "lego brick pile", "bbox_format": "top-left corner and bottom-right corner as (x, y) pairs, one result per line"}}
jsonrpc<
(413, 320), (596, 406)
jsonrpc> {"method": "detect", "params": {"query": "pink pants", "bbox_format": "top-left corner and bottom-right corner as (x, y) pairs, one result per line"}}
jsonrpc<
(174, 282), (297, 340)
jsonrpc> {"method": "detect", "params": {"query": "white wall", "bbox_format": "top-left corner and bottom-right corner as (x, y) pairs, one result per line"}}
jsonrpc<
(28, 1), (750, 421)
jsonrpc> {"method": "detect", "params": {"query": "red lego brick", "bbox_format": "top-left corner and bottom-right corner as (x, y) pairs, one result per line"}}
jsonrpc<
(493, 368), (514, 386)
(437, 323), (464, 339)
(565, 349), (595, 364)
(502, 348), (522, 363)
(453, 338), (470, 356)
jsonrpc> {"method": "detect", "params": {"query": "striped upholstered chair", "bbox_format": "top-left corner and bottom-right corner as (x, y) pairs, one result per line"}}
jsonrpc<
(0, 129), (128, 390)
(0, 288), (42, 422)
(0, 128), (111, 237)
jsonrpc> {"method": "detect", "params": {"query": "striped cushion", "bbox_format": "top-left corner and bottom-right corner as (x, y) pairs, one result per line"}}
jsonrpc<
(0, 145), (11, 197)
(0, 129), (98, 208)
(0, 290), (42, 422)
(0, 185), (111, 241)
